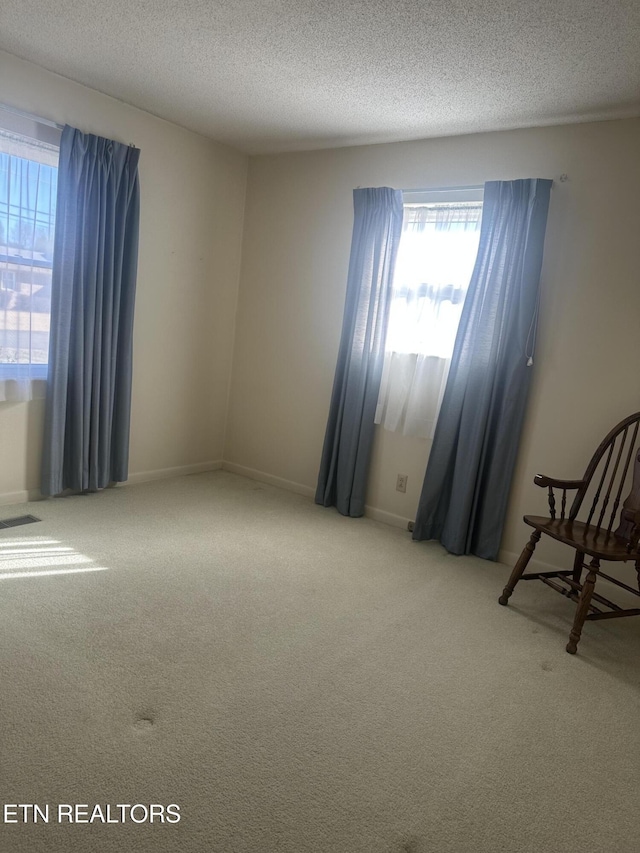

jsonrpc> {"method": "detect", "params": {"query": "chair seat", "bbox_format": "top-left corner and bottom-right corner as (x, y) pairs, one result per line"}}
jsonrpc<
(524, 515), (638, 561)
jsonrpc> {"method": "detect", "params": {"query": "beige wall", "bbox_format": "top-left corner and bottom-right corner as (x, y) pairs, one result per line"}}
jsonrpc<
(0, 51), (248, 502)
(226, 118), (640, 567)
(2, 52), (639, 572)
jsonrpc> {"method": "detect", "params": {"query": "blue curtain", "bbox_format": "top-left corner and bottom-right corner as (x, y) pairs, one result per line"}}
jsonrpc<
(413, 179), (552, 559)
(315, 187), (404, 516)
(41, 126), (140, 496)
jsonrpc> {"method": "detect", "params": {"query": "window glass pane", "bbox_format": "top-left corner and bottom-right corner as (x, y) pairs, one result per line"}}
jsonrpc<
(385, 202), (482, 357)
(375, 199), (483, 438)
(0, 130), (58, 373)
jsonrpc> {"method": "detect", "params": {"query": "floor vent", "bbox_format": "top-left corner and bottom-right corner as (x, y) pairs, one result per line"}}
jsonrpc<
(0, 514), (41, 529)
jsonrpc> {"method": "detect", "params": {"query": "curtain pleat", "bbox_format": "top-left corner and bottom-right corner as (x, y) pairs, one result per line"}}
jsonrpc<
(412, 179), (552, 559)
(41, 126), (140, 496)
(315, 187), (404, 517)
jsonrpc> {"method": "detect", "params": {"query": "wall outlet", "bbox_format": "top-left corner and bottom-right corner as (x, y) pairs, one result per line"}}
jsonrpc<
(396, 473), (408, 493)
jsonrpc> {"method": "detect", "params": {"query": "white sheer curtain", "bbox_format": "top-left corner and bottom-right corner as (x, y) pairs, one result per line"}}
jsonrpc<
(0, 129), (58, 402)
(375, 201), (482, 438)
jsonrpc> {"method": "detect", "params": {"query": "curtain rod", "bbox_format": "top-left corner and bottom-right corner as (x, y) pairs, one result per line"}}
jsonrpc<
(402, 179), (561, 193)
(0, 102), (64, 131)
(401, 184), (484, 193)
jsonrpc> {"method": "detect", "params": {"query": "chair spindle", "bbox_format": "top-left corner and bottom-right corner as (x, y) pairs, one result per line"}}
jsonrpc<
(608, 422), (639, 533)
(596, 427), (628, 532)
(586, 441), (615, 528)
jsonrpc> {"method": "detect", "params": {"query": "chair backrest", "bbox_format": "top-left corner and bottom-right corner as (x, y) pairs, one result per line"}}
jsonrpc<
(570, 413), (640, 544)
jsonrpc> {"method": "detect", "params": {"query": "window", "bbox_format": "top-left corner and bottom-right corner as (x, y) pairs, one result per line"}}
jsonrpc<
(0, 109), (60, 401)
(375, 190), (483, 438)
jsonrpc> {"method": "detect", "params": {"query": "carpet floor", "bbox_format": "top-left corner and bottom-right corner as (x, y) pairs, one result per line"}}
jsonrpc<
(1, 470), (639, 852)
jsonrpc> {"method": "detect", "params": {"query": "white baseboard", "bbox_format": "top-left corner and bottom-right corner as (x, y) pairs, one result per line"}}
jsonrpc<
(498, 548), (564, 573)
(0, 459), (406, 539)
(0, 462), (223, 508)
(0, 489), (32, 508)
(221, 461), (315, 498)
(221, 461), (412, 531)
(364, 505), (412, 531)
(125, 460), (222, 486)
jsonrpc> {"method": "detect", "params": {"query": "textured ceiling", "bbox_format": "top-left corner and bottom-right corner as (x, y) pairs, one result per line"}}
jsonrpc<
(1, 0), (639, 154)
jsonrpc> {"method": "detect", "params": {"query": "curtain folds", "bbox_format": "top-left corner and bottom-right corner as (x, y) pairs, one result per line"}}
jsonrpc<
(315, 187), (404, 516)
(375, 351), (451, 439)
(41, 126), (140, 496)
(412, 179), (552, 560)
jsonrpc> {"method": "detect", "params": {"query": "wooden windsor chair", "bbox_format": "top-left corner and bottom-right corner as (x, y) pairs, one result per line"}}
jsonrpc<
(498, 412), (640, 654)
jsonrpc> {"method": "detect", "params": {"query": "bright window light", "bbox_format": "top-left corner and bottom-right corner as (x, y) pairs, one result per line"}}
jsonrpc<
(385, 202), (483, 358)
(375, 196), (483, 439)
(0, 123), (59, 389)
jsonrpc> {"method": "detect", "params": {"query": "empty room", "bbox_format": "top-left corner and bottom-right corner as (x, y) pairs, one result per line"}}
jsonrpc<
(1, 2), (639, 851)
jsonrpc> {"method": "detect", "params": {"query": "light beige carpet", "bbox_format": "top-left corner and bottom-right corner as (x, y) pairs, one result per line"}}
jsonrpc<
(1, 470), (639, 852)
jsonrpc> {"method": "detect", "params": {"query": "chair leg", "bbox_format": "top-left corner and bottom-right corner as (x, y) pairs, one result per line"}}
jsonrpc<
(572, 550), (585, 585)
(636, 560), (640, 594)
(566, 559), (598, 654)
(499, 530), (541, 605)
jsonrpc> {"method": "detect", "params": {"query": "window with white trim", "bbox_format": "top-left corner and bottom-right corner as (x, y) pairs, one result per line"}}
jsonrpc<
(0, 109), (60, 401)
(375, 189), (483, 439)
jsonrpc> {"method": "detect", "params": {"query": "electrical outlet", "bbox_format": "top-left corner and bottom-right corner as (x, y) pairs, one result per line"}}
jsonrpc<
(396, 473), (408, 493)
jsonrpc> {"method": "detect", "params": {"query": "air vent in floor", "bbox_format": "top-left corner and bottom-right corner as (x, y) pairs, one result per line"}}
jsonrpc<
(0, 515), (41, 529)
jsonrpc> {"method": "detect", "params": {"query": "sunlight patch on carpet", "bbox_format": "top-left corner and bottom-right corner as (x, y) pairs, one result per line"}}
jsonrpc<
(0, 535), (109, 581)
